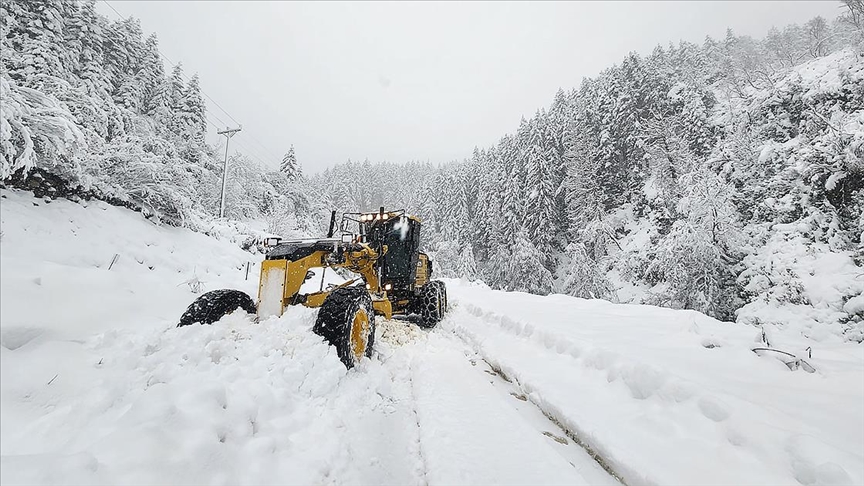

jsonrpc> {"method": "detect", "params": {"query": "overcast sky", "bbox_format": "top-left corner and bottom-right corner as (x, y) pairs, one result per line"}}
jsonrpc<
(97, 1), (845, 173)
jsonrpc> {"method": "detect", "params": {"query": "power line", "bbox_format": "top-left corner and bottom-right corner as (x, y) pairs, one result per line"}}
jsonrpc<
(217, 126), (241, 218)
(101, 2), (225, 124)
(101, 0), (124, 22)
(105, 0), (284, 164)
(101, 0), (281, 167)
(246, 131), (283, 163)
(205, 117), (273, 169)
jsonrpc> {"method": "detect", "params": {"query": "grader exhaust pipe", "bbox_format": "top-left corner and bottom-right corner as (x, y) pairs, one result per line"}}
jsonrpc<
(327, 210), (337, 238)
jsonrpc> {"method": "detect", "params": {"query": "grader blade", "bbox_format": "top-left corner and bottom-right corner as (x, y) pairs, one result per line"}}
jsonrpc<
(258, 259), (287, 319)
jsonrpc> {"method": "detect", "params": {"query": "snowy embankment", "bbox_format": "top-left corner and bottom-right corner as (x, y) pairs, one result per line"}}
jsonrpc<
(444, 280), (864, 486)
(2, 189), (862, 486)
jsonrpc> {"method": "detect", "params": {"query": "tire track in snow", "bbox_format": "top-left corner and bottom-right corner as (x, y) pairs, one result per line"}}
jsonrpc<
(378, 315), (612, 485)
(478, 355), (626, 486)
(438, 307), (627, 486)
(407, 356), (431, 486)
(373, 319), (430, 486)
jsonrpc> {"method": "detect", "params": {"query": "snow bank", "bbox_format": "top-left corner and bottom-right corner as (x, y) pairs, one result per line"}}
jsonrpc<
(785, 49), (864, 101)
(0, 188), (259, 342)
(443, 279), (864, 486)
(737, 225), (864, 343)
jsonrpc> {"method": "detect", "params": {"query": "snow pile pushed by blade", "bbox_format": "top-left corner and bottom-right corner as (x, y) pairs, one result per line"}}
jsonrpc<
(2, 309), (383, 485)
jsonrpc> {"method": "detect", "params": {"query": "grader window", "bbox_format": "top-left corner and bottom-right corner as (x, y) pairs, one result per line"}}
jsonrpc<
(379, 218), (421, 286)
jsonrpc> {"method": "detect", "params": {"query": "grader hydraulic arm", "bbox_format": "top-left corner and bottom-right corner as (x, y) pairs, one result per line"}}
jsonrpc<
(257, 240), (388, 319)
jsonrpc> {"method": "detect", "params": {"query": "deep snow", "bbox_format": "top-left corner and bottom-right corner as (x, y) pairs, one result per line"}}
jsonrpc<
(2, 189), (863, 486)
(446, 281), (864, 486)
(0, 190), (611, 485)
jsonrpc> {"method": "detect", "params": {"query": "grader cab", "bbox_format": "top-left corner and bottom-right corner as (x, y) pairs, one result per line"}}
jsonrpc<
(178, 208), (448, 368)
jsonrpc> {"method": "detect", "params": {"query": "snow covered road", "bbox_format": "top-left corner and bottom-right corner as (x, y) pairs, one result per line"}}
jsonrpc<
(1, 307), (618, 486)
(445, 283), (864, 486)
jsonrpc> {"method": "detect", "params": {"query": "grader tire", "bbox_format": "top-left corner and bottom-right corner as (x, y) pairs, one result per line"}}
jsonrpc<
(177, 289), (256, 327)
(432, 280), (448, 312)
(418, 281), (445, 329)
(313, 286), (376, 369)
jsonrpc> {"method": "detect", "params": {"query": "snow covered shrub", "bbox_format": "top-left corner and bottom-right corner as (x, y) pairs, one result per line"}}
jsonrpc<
(558, 242), (616, 300)
(429, 240), (461, 278)
(647, 220), (742, 319)
(455, 245), (478, 281)
(261, 193), (319, 240)
(736, 223), (864, 341)
(645, 168), (744, 319)
(482, 243), (512, 290)
(427, 241), (479, 281)
(501, 229), (555, 295)
(0, 76), (85, 179)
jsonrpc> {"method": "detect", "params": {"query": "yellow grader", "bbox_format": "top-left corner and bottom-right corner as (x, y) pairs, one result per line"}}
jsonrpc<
(178, 208), (447, 367)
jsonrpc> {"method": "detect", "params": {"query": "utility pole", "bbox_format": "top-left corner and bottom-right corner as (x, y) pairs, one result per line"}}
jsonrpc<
(217, 126), (241, 218)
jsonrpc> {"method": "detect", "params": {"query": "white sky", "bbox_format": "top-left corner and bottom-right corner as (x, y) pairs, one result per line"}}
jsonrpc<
(97, 1), (846, 173)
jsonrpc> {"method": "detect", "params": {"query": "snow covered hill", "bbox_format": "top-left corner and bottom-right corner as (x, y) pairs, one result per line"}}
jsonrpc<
(2, 190), (863, 486)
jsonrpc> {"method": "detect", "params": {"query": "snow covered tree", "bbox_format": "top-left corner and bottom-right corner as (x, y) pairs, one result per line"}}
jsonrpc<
(523, 112), (559, 263)
(69, 0), (111, 97)
(2, 0), (70, 84)
(502, 129), (527, 233)
(483, 243), (512, 290)
(166, 63), (186, 134)
(281, 145), (301, 180)
(646, 167), (743, 319)
(504, 228), (555, 295)
(559, 242), (616, 301)
(455, 245), (478, 280)
(140, 34), (169, 118)
(177, 74), (206, 143)
(0, 76), (85, 179)
(564, 130), (620, 261)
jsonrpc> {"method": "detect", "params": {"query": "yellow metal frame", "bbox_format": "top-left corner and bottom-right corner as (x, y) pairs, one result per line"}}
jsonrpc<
(257, 217), (428, 321)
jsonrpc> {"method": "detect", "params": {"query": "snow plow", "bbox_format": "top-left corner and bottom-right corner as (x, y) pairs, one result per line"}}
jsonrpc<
(178, 208), (447, 367)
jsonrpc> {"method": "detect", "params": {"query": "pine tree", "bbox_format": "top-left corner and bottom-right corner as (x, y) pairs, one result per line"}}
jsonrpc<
(140, 34), (168, 118)
(168, 63), (185, 111)
(179, 74), (206, 143)
(281, 145), (301, 181)
(455, 245), (478, 280)
(105, 17), (145, 108)
(166, 63), (186, 136)
(483, 243), (512, 290)
(3, 0), (70, 84)
(523, 112), (558, 263)
(564, 129), (619, 261)
(505, 228), (555, 295)
(71, 0), (111, 97)
(502, 129), (526, 233)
